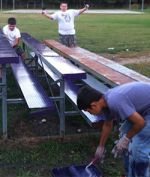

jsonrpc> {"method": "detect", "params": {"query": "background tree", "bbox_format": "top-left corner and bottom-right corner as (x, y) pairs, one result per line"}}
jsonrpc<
(1, 0), (149, 10)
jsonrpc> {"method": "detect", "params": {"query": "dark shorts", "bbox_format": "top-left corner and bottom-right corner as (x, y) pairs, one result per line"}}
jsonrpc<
(59, 34), (77, 47)
(13, 46), (24, 57)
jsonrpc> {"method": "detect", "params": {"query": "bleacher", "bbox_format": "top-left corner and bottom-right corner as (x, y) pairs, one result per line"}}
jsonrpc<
(11, 57), (54, 110)
(1, 30), (150, 138)
(0, 30), (19, 138)
(44, 40), (150, 85)
(21, 33), (150, 134)
(21, 33), (109, 134)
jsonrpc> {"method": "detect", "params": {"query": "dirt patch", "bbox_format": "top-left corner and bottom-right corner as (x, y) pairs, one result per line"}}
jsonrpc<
(102, 52), (150, 65)
(114, 55), (150, 65)
(7, 108), (99, 140)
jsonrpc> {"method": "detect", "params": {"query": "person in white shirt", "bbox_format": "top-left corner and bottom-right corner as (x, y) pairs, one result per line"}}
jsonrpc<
(3, 17), (25, 59)
(42, 2), (89, 47)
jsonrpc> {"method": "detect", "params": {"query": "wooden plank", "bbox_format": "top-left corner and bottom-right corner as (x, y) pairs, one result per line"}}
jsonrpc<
(44, 40), (150, 85)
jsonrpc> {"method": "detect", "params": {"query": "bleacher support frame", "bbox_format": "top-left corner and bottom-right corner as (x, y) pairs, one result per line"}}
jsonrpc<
(21, 36), (86, 136)
(0, 30), (19, 139)
(1, 30), (149, 139)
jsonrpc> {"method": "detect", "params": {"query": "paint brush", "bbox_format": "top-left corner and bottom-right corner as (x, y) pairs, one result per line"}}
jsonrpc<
(86, 161), (93, 169)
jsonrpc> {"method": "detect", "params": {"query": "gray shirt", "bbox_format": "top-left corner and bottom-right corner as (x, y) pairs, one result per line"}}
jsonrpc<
(103, 82), (150, 121)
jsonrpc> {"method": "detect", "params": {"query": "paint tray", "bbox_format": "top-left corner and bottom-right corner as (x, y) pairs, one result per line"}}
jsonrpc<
(51, 164), (102, 177)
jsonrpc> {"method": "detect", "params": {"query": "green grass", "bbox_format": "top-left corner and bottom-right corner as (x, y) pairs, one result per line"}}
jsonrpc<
(144, 7), (150, 13)
(0, 12), (150, 54)
(0, 135), (123, 177)
(126, 62), (150, 77)
(0, 12), (150, 177)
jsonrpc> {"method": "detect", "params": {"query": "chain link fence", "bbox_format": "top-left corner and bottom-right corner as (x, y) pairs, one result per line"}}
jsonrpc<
(0, 0), (150, 10)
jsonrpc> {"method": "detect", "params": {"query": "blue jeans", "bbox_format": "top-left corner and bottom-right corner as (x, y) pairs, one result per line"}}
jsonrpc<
(120, 115), (150, 177)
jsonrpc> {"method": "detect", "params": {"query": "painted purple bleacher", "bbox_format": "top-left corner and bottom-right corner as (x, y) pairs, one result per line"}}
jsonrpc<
(21, 33), (86, 80)
(65, 80), (105, 126)
(38, 59), (104, 126)
(0, 30), (19, 64)
(11, 57), (54, 109)
(21, 33), (108, 125)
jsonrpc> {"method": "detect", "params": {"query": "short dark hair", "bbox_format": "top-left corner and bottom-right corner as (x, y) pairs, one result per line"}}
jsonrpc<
(8, 17), (16, 25)
(77, 85), (103, 110)
(60, 2), (68, 5)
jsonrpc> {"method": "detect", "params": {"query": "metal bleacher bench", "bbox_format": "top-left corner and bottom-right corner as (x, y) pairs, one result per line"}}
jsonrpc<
(21, 33), (111, 133)
(10, 57), (54, 111)
(21, 33), (150, 136)
(44, 40), (150, 85)
(21, 33), (94, 136)
(0, 30), (19, 138)
(43, 39), (150, 127)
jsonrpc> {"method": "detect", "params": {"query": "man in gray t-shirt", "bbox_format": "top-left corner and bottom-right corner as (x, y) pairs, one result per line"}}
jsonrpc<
(77, 82), (150, 177)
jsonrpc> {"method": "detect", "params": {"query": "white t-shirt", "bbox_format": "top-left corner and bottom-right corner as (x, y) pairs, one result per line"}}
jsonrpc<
(2, 25), (21, 47)
(51, 9), (80, 35)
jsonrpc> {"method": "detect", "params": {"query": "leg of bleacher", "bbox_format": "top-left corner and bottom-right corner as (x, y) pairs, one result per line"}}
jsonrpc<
(2, 64), (7, 139)
(59, 79), (65, 136)
(22, 42), (26, 52)
(35, 55), (39, 76)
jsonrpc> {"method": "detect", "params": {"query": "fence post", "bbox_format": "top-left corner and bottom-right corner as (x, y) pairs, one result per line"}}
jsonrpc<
(1, 0), (2, 11)
(141, 0), (144, 12)
(13, 0), (15, 10)
(129, 0), (132, 10)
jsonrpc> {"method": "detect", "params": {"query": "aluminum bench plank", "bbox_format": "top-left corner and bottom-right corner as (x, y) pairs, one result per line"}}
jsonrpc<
(39, 62), (104, 125)
(38, 58), (59, 81)
(64, 80), (105, 125)
(82, 74), (109, 94)
(44, 40), (150, 85)
(21, 33), (86, 80)
(11, 57), (54, 109)
(41, 56), (86, 80)
(21, 33), (51, 54)
(0, 30), (19, 64)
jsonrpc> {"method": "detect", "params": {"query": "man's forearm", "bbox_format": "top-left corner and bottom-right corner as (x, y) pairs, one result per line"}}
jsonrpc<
(99, 120), (113, 146)
(79, 7), (87, 14)
(79, 4), (89, 14)
(13, 38), (20, 47)
(126, 121), (145, 139)
(42, 13), (53, 20)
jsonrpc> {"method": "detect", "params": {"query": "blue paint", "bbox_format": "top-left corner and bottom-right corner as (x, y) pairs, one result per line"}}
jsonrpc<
(51, 164), (102, 177)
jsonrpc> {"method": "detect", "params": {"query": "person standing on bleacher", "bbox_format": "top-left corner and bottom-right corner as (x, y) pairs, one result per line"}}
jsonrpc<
(3, 17), (25, 59)
(42, 2), (89, 47)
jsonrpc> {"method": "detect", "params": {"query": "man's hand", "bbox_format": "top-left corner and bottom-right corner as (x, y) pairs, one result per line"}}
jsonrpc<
(42, 9), (47, 15)
(112, 135), (130, 158)
(85, 4), (89, 9)
(92, 146), (105, 164)
(79, 4), (90, 14)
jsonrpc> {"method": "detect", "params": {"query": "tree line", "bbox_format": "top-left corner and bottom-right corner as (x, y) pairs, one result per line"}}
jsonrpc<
(2, 0), (150, 9)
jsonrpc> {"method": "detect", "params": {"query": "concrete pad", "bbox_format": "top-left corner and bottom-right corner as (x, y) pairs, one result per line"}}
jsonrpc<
(3, 9), (143, 14)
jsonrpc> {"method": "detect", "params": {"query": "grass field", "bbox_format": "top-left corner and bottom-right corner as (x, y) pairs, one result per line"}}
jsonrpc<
(0, 12), (150, 177)
(0, 12), (150, 54)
